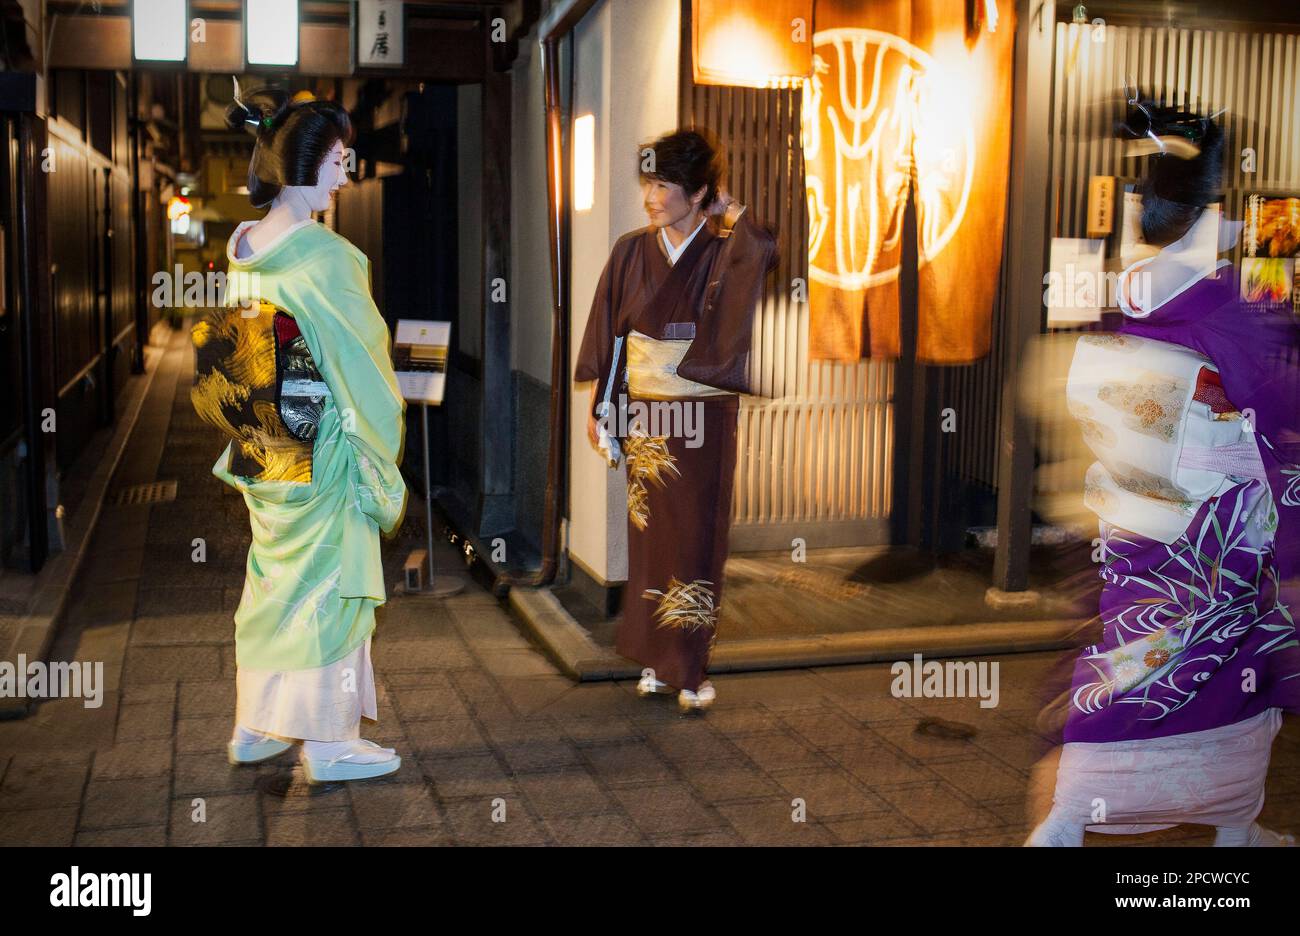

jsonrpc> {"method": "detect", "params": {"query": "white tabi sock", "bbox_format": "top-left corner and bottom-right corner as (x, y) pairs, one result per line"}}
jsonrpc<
(302, 718), (391, 765)
(1025, 805), (1086, 847)
(302, 738), (397, 764)
(232, 724), (277, 744)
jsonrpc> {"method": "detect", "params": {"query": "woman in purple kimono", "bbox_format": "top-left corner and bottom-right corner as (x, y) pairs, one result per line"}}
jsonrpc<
(1029, 105), (1300, 846)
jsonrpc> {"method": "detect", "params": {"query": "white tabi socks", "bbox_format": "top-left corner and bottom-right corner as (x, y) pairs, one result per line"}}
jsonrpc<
(1024, 805), (1086, 847)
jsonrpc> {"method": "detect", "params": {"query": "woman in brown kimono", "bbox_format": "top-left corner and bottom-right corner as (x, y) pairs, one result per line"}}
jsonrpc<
(574, 130), (776, 710)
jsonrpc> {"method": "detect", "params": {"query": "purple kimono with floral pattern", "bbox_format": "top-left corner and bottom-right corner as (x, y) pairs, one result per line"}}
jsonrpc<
(1064, 269), (1300, 743)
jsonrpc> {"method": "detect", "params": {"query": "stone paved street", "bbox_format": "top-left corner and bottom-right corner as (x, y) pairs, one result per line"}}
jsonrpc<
(3, 328), (1299, 847)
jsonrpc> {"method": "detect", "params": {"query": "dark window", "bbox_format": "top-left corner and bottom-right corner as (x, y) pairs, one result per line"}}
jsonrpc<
(87, 70), (113, 159)
(52, 69), (85, 134)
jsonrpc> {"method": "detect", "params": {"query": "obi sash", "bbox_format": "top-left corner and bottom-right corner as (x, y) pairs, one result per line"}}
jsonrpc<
(273, 312), (330, 442)
(1067, 332), (1258, 543)
(627, 327), (732, 400)
(191, 299), (330, 484)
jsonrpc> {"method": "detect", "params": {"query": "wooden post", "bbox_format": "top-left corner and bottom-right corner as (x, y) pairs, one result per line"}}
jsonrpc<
(478, 35), (515, 535)
(993, 0), (1055, 591)
(17, 114), (56, 570)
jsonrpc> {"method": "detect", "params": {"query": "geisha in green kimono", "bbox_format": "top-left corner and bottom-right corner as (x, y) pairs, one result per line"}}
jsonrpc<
(191, 84), (408, 782)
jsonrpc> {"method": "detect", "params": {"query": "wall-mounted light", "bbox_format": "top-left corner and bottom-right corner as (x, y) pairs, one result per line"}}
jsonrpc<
(245, 0), (299, 67)
(132, 0), (188, 63)
(692, 0), (813, 89)
(574, 114), (595, 213)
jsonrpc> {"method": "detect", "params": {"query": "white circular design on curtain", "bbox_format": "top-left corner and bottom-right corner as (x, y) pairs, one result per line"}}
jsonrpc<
(804, 27), (976, 291)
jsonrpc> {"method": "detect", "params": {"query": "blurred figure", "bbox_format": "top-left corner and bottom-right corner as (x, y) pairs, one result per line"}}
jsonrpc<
(1027, 102), (1300, 846)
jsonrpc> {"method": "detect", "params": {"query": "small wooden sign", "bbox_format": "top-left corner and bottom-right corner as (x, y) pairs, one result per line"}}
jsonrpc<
(358, 0), (404, 68)
(1086, 176), (1115, 238)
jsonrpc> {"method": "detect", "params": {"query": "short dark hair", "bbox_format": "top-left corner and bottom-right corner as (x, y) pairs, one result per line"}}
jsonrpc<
(639, 129), (725, 210)
(226, 87), (355, 208)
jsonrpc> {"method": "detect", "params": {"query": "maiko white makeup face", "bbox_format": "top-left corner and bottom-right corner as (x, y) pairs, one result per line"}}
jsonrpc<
(277, 139), (348, 213)
(305, 139), (349, 212)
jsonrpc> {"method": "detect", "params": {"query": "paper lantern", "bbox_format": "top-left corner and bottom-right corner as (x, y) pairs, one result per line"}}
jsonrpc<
(692, 0), (813, 89)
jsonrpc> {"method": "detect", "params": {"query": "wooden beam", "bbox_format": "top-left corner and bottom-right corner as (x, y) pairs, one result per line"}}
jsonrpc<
(393, 18), (486, 81)
(48, 14), (131, 70)
(189, 20), (243, 72)
(47, 11), (484, 81)
(300, 22), (351, 75)
(17, 115), (56, 569)
(993, 0), (1055, 591)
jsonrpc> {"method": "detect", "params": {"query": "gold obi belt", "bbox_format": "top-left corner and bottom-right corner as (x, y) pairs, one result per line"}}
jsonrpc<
(191, 300), (326, 484)
(626, 329), (730, 400)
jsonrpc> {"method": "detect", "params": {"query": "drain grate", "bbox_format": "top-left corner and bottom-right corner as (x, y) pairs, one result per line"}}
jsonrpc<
(113, 480), (178, 506)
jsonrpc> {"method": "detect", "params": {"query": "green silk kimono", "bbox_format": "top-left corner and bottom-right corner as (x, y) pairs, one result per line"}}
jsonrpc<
(192, 220), (407, 672)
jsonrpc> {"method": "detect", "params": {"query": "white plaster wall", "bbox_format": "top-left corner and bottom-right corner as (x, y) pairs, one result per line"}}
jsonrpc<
(567, 0), (680, 583)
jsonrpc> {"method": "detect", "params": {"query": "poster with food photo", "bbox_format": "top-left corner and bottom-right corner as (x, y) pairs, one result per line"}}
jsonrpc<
(1242, 194), (1300, 315)
(1244, 193), (1300, 258)
(1240, 257), (1295, 306)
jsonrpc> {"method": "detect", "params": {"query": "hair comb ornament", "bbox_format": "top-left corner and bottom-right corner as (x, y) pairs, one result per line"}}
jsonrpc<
(1116, 81), (1204, 160)
(232, 76), (262, 133)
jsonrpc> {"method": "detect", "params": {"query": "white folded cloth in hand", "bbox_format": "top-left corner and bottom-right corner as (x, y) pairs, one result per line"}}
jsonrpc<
(596, 422), (622, 468)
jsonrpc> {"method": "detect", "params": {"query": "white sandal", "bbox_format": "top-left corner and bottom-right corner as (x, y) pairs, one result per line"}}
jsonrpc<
(301, 739), (401, 783)
(636, 673), (673, 697)
(678, 681), (716, 711)
(227, 727), (295, 765)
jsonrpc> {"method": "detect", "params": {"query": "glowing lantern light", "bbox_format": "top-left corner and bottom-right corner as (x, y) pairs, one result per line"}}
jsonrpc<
(246, 0), (299, 66)
(574, 114), (595, 213)
(132, 0), (188, 63)
(166, 195), (192, 221)
(692, 0), (813, 89)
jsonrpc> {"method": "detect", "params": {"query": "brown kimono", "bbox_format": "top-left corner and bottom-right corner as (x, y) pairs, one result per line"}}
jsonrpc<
(574, 209), (777, 691)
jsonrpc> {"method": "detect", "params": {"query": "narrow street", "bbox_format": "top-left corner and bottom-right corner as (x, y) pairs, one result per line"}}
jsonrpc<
(3, 324), (1298, 847)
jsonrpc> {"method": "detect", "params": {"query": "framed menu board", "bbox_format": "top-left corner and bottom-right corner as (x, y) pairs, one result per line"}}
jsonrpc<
(393, 320), (450, 404)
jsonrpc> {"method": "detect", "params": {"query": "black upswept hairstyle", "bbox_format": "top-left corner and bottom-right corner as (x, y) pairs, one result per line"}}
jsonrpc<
(225, 86), (355, 209)
(639, 129), (726, 210)
(1117, 99), (1225, 247)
